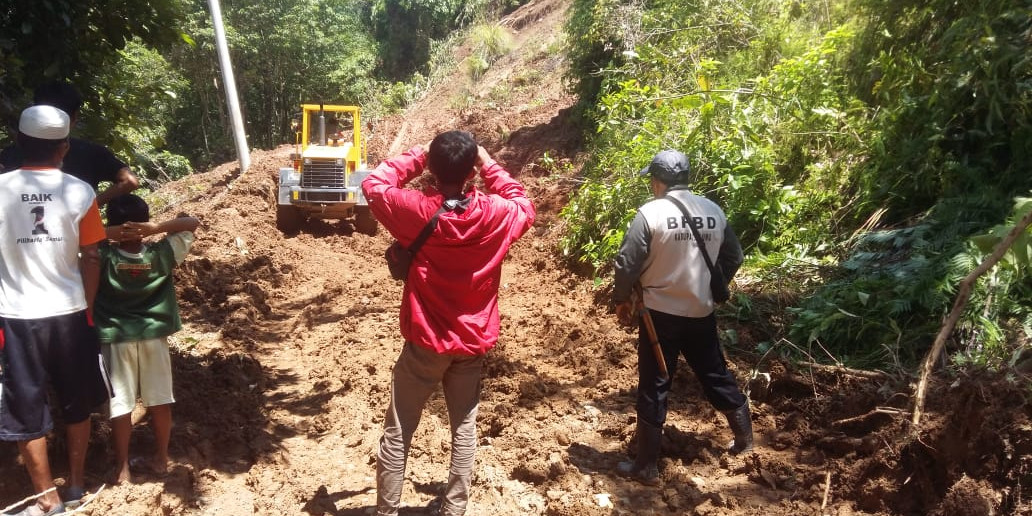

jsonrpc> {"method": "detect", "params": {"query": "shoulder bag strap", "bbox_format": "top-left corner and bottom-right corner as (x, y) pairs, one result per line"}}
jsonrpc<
(665, 195), (719, 276)
(407, 204), (449, 255)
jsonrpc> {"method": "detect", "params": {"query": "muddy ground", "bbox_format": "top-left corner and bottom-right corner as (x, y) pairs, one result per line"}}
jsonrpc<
(0, 0), (1029, 514)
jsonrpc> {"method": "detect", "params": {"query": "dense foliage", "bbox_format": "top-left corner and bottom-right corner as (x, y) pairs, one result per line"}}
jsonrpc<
(4, 0), (1028, 371)
(0, 0), (186, 160)
(1, 0), (526, 178)
(561, 0), (1032, 369)
(371, 0), (525, 79)
(159, 0), (383, 168)
(100, 40), (192, 184)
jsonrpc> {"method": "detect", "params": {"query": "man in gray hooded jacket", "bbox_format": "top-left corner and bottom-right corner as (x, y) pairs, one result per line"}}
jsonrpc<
(612, 149), (752, 485)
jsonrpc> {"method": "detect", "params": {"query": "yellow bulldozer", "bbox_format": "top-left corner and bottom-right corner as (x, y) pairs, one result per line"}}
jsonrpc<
(276, 103), (377, 234)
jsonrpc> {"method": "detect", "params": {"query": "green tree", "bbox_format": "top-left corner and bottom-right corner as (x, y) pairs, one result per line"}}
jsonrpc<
(371, 0), (471, 79)
(166, 0), (381, 167)
(0, 0), (185, 143)
(99, 39), (192, 182)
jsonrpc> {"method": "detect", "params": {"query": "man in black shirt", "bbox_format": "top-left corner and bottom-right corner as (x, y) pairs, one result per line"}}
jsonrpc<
(1, 81), (139, 205)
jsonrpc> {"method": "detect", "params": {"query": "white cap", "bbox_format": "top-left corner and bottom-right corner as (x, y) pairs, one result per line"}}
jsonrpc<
(18, 105), (70, 140)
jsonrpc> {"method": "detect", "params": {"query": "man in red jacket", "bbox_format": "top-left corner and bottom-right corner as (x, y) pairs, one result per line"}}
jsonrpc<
(362, 130), (535, 516)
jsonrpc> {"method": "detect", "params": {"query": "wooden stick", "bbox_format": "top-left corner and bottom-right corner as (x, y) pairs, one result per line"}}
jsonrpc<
(820, 471), (832, 512)
(0, 487), (56, 514)
(641, 308), (670, 381)
(831, 407), (906, 427)
(912, 207), (1032, 430)
(632, 283), (669, 380)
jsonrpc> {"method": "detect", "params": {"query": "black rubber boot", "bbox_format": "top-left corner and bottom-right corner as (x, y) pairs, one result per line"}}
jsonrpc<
(616, 421), (662, 485)
(723, 403), (754, 455)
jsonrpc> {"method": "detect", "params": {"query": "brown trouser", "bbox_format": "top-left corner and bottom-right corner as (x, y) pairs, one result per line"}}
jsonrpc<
(376, 341), (484, 516)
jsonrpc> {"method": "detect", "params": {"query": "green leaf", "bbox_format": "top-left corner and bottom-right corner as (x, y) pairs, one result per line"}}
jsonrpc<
(971, 234), (998, 254)
(837, 307), (860, 318)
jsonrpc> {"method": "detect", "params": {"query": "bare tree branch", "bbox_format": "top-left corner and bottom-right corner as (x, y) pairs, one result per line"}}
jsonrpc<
(912, 207), (1032, 429)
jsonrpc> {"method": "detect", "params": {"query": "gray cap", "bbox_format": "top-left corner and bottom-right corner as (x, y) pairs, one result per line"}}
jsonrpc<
(639, 149), (691, 184)
(19, 105), (70, 140)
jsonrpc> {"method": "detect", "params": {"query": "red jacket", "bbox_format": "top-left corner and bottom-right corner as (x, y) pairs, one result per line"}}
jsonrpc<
(362, 146), (535, 355)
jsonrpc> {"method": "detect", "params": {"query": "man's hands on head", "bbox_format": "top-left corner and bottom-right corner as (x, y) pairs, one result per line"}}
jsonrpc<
(476, 146), (494, 172)
(416, 141), (494, 182)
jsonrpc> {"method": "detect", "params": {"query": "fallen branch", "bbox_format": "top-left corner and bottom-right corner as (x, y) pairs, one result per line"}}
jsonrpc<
(832, 407), (906, 428)
(912, 207), (1032, 430)
(1, 487), (56, 514)
(797, 361), (890, 380)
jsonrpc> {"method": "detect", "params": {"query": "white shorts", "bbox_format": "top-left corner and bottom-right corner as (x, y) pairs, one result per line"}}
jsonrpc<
(102, 337), (175, 418)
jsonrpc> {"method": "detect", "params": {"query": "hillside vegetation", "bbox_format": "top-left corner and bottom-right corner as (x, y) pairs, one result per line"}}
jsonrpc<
(0, 1), (1030, 515)
(561, 0), (1032, 372)
(0, 0), (527, 174)
(1, 0), (1029, 394)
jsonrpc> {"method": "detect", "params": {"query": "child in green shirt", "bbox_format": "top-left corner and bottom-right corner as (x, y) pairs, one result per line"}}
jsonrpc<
(96, 194), (199, 484)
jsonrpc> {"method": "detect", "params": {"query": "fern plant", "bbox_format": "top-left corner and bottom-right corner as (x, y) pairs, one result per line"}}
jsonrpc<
(951, 196), (1032, 369)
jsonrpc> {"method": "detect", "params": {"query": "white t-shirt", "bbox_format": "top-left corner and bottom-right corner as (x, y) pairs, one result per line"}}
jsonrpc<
(0, 168), (98, 318)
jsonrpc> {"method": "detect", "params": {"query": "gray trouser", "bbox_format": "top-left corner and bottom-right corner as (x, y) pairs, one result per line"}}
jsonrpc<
(376, 341), (484, 516)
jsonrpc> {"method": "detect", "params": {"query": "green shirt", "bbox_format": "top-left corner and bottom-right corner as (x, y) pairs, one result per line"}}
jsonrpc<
(95, 232), (194, 343)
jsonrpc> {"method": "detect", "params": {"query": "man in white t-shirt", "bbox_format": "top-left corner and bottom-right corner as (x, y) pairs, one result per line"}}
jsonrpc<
(0, 105), (112, 516)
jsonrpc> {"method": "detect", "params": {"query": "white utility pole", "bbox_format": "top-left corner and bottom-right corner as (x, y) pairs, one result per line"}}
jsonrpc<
(207, 0), (250, 172)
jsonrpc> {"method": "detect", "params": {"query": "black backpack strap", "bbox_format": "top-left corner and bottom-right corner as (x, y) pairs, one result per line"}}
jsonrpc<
(665, 195), (718, 276)
(407, 204), (449, 255)
(407, 193), (472, 255)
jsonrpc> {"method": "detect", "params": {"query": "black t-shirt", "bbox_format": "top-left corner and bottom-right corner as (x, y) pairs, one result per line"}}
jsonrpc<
(0, 138), (127, 189)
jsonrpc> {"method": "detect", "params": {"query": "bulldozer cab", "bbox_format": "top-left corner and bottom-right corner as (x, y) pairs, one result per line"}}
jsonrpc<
(297, 105), (361, 149)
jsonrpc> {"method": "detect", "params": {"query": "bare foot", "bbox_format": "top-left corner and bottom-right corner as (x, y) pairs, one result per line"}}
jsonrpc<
(149, 455), (169, 476)
(109, 462), (132, 485)
(130, 456), (169, 477)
